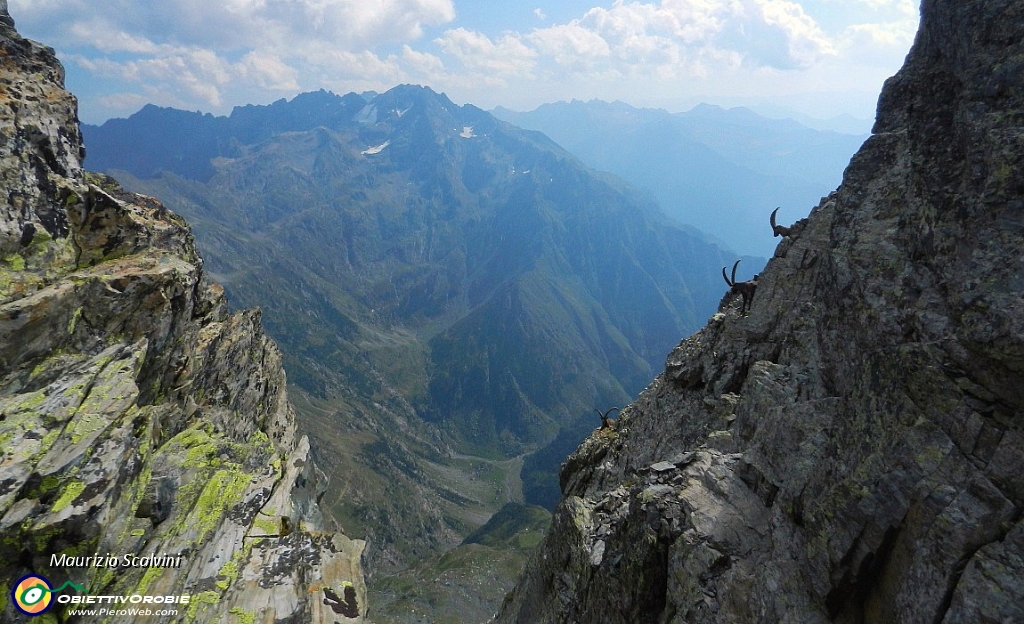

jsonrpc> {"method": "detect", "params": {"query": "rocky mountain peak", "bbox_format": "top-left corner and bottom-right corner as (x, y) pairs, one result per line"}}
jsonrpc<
(1, 10), (366, 624)
(0, 2), (13, 30)
(497, 0), (1024, 621)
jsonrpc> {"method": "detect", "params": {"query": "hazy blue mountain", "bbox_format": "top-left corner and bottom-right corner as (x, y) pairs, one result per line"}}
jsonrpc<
(493, 100), (867, 256)
(82, 86), (758, 575)
(83, 87), (747, 449)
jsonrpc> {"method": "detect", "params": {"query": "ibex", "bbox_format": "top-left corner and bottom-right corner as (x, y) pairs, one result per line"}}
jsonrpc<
(770, 207), (793, 237)
(722, 260), (757, 315)
(596, 407), (620, 430)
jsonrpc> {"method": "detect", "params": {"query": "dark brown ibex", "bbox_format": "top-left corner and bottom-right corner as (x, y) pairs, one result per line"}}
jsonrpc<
(596, 407), (620, 430)
(722, 260), (757, 315)
(770, 207), (793, 237)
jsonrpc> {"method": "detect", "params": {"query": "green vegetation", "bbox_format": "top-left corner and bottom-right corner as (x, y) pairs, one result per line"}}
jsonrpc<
(370, 504), (551, 624)
(461, 503), (551, 550)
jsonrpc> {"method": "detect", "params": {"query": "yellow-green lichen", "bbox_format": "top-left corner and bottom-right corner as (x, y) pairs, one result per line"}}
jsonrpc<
(133, 565), (163, 597)
(248, 429), (270, 446)
(252, 515), (279, 536)
(29, 227), (52, 248)
(215, 559), (238, 591)
(184, 590), (221, 622)
(187, 469), (251, 542)
(51, 480), (86, 513)
(4, 253), (26, 271)
(68, 306), (83, 334)
(228, 607), (256, 624)
(31, 523), (63, 553)
(169, 425), (220, 467)
(16, 389), (50, 415)
(67, 411), (110, 445)
(37, 428), (60, 457)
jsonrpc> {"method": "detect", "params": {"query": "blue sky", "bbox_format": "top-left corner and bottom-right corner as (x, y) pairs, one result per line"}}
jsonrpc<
(9, 0), (919, 126)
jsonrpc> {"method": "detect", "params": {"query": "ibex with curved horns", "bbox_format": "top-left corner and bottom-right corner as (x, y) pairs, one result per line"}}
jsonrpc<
(595, 407), (620, 430)
(722, 260), (757, 315)
(770, 207), (793, 237)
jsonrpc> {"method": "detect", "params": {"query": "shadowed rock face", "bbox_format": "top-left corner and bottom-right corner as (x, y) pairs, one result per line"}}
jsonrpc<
(496, 0), (1024, 622)
(0, 8), (366, 623)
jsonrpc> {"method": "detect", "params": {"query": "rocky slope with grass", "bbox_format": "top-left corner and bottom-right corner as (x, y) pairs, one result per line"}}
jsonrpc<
(0, 6), (366, 622)
(497, 0), (1024, 621)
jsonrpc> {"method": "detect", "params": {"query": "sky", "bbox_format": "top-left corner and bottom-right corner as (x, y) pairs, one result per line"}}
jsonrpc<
(9, 0), (919, 127)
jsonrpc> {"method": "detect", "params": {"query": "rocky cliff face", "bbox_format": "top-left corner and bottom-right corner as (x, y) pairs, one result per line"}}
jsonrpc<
(497, 0), (1024, 622)
(0, 7), (366, 623)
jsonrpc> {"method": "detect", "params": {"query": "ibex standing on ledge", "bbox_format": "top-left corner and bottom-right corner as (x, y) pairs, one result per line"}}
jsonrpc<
(770, 207), (793, 237)
(596, 407), (620, 430)
(722, 260), (757, 315)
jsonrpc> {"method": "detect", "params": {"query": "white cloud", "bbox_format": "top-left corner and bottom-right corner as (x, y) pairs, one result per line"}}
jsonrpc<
(111, 51), (231, 106)
(527, 23), (611, 69)
(436, 28), (536, 77)
(844, 0), (916, 12)
(400, 45), (447, 78)
(12, 0), (456, 116)
(67, 19), (163, 55)
(239, 51), (301, 91)
(756, 0), (836, 65)
(8, 0), (918, 123)
(448, 0), (836, 86)
(95, 91), (161, 113)
(14, 0), (456, 51)
(838, 19), (917, 66)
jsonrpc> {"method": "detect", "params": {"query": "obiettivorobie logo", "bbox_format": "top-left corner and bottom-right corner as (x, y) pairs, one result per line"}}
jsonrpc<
(10, 573), (190, 618)
(11, 574), (88, 617)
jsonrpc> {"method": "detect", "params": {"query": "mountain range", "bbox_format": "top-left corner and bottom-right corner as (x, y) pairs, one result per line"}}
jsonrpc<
(493, 100), (867, 257)
(83, 87), (745, 449)
(81, 87), (757, 591)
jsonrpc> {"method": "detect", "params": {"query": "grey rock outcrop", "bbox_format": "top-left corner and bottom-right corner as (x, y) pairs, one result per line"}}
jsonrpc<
(497, 0), (1024, 622)
(0, 7), (366, 623)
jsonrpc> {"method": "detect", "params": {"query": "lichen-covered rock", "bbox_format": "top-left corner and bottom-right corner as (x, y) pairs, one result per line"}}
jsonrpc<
(497, 0), (1024, 622)
(0, 7), (366, 623)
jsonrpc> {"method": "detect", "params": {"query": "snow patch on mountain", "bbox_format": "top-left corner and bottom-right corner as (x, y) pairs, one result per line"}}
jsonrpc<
(362, 140), (390, 155)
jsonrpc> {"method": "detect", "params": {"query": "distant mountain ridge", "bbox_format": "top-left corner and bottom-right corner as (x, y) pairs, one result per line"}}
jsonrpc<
(82, 86), (756, 578)
(83, 86), (751, 444)
(83, 89), (369, 181)
(493, 99), (867, 257)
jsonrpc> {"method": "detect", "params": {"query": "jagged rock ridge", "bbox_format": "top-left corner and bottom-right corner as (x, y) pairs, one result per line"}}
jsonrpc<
(0, 6), (366, 623)
(497, 0), (1024, 622)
